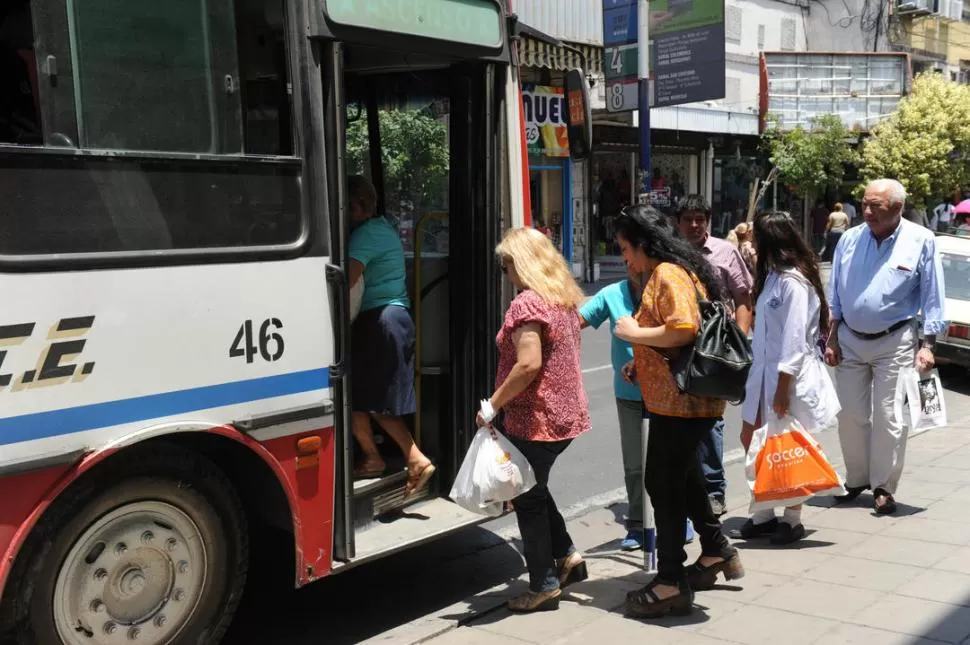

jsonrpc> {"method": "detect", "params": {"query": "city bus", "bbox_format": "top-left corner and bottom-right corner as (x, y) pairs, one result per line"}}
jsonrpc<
(0, 0), (590, 643)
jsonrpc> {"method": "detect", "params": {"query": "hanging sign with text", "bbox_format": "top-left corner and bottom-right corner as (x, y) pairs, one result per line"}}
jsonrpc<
(603, 0), (726, 111)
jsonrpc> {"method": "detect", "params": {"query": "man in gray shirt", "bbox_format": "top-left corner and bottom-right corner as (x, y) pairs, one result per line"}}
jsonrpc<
(677, 195), (754, 516)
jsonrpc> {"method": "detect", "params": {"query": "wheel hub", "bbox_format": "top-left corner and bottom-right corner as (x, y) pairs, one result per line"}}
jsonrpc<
(103, 548), (174, 624)
(53, 502), (208, 645)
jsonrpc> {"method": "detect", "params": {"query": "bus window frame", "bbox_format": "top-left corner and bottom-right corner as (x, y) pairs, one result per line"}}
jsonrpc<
(0, 0), (318, 273)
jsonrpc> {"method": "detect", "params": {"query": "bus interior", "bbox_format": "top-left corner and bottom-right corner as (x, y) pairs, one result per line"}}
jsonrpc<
(332, 42), (506, 564)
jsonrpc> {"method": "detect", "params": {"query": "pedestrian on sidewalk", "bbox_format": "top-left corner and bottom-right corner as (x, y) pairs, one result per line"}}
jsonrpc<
(479, 227), (591, 613)
(822, 203), (849, 262)
(825, 179), (947, 515)
(738, 212), (841, 545)
(677, 195), (754, 517)
(614, 205), (743, 619)
(579, 264), (696, 551)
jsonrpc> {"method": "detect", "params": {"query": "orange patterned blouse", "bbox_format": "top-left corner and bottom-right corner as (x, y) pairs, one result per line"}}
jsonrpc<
(634, 263), (727, 419)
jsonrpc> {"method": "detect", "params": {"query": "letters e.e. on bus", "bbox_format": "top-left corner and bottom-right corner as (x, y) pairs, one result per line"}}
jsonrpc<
(0, 0), (593, 642)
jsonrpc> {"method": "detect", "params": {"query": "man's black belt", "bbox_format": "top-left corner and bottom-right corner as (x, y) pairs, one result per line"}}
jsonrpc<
(845, 318), (913, 341)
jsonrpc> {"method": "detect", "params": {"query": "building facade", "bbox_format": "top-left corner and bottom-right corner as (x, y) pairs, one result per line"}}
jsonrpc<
(513, 0), (894, 275)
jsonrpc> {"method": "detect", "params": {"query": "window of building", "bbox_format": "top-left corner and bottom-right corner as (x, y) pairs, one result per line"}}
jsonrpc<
(726, 76), (742, 106)
(726, 5), (742, 43)
(758, 24), (766, 50)
(0, 0), (303, 259)
(781, 19), (796, 51)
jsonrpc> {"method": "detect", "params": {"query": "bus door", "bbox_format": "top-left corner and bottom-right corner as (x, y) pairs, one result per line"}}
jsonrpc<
(313, 4), (509, 565)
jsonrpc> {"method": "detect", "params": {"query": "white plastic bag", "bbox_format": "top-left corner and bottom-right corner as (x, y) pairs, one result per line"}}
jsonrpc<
(894, 366), (947, 432)
(745, 415), (846, 512)
(449, 427), (537, 516)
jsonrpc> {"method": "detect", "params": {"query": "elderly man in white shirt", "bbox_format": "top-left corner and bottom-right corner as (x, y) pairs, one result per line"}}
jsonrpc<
(825, 179), (947, 515)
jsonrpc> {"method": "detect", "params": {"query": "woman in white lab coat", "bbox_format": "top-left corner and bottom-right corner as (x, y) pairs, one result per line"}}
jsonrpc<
(738, 212), (840, 545)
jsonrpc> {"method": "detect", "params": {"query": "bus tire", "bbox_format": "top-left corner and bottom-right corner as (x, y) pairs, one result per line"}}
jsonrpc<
(7, 444), (248, 645)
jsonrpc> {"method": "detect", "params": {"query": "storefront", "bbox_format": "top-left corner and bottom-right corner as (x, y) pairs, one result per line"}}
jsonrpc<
(518, 36), (603, 280)
(711, 154), (764, 237)
(523, 83), (573, 262)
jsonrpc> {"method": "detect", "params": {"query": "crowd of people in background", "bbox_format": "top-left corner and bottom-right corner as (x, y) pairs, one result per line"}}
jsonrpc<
(479, 178), (947, 620)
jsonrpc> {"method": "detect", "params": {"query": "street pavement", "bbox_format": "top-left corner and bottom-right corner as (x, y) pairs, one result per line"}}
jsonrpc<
(375, 369), (970, 645)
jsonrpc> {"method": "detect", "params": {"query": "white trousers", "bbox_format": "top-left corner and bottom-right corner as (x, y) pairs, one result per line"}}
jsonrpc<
(835, 322), (917, 495)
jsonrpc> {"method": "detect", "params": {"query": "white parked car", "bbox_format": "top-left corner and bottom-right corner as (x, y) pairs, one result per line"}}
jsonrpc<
(937, 234), (970, 369)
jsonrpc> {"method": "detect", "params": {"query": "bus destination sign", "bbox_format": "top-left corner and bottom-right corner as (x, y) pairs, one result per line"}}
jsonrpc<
(324, 0), (503, 49)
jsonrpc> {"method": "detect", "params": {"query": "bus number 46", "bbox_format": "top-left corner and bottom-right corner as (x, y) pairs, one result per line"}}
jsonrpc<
(230, 319), (284, 364)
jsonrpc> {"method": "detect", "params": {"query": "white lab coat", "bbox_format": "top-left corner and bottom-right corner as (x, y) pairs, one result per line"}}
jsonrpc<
(742, 268), (840, 430)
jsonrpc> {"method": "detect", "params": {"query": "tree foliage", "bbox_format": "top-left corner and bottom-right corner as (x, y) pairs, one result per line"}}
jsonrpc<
(345, 108), (449, 213)
(860, 73), (970, 207)
(763, 113), (859, 199)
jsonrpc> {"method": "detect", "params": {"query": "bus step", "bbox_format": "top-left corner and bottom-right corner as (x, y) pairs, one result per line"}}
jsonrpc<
(352, 473), (434, 528)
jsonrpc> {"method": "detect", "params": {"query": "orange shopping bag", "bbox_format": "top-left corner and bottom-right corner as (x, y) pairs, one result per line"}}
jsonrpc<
(745, 416), (846, 512)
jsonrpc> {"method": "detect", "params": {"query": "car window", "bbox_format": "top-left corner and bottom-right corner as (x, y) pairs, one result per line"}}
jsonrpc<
(942, 252), (970, 301)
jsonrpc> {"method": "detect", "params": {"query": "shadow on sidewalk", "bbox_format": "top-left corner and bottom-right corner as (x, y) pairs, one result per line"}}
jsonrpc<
(464, 569), (719, 629)
(224, 525), (527, 645)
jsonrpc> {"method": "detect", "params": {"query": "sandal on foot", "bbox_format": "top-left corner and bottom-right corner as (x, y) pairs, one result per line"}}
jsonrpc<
(508, 589), (560, 613)
(834, 485), (868, 504)
(687, 548), (745, 591)
(873, 488), (897, 515)
(625, 581), (693, 619)
(405, 461), (436, 498)
(557, 551), (588, 588)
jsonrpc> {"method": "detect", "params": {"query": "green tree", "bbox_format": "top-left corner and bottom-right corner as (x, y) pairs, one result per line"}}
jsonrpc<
(345, 108), (449, 213)
(763, 113), (859, 200)
(860, 73), (970, 206)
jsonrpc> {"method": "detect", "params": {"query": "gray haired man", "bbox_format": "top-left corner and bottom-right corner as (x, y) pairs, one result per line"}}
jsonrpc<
(825, 179), (947, 514)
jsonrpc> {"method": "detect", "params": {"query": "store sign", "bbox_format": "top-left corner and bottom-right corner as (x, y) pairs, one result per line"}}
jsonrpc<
(522, 85), (569, 158)
(565, 69), (592, 160)
(647, 187), (672, 207)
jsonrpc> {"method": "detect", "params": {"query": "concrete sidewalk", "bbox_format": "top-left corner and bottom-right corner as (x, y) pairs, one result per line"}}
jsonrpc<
(398, 405), (970, 645)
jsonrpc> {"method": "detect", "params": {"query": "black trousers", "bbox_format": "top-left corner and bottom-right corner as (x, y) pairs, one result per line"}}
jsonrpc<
(646, 415), (730, 585)
(510, 437), (574, 592)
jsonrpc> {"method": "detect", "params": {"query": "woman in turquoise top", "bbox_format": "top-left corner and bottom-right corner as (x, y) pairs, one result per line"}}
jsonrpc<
(347, 175), (434, 497)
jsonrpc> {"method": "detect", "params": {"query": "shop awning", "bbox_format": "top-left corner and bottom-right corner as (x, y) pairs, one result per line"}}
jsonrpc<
(510, 17), (603, 76)
(519, 37), (603, 75)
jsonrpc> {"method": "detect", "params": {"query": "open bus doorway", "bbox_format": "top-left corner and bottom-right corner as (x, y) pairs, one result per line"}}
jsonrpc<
(332, 44), (502, 565)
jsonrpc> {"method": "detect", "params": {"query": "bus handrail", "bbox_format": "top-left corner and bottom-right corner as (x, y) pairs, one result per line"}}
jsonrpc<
(413, 210), (448, 449)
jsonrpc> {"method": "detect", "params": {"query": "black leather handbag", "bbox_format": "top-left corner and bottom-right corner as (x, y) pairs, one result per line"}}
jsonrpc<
(669, 284), (753, 403)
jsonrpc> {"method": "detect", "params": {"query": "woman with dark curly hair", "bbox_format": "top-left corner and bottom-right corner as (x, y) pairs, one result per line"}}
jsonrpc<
(613, 205), (744, 619)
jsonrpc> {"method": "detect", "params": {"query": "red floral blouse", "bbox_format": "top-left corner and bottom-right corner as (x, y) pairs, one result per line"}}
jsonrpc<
(495, 290), (591, 442)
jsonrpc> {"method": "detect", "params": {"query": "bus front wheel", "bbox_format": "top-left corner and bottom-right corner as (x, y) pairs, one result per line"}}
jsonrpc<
(10, 444), (248, 645)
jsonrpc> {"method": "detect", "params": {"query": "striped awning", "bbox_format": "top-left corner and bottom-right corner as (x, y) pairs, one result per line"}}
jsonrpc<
(518, 37), (603, 76)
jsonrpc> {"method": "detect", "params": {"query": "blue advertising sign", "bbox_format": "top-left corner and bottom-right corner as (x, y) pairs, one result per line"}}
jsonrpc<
(603, 2), (638, 46)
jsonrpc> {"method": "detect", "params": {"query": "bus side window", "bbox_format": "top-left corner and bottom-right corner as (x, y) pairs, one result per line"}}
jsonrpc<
(0, 0), (305, 259)
(0, 2), (42, 145)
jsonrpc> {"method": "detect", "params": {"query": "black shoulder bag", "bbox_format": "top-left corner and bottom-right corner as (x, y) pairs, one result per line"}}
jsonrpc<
(668, 283), (753, 403)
